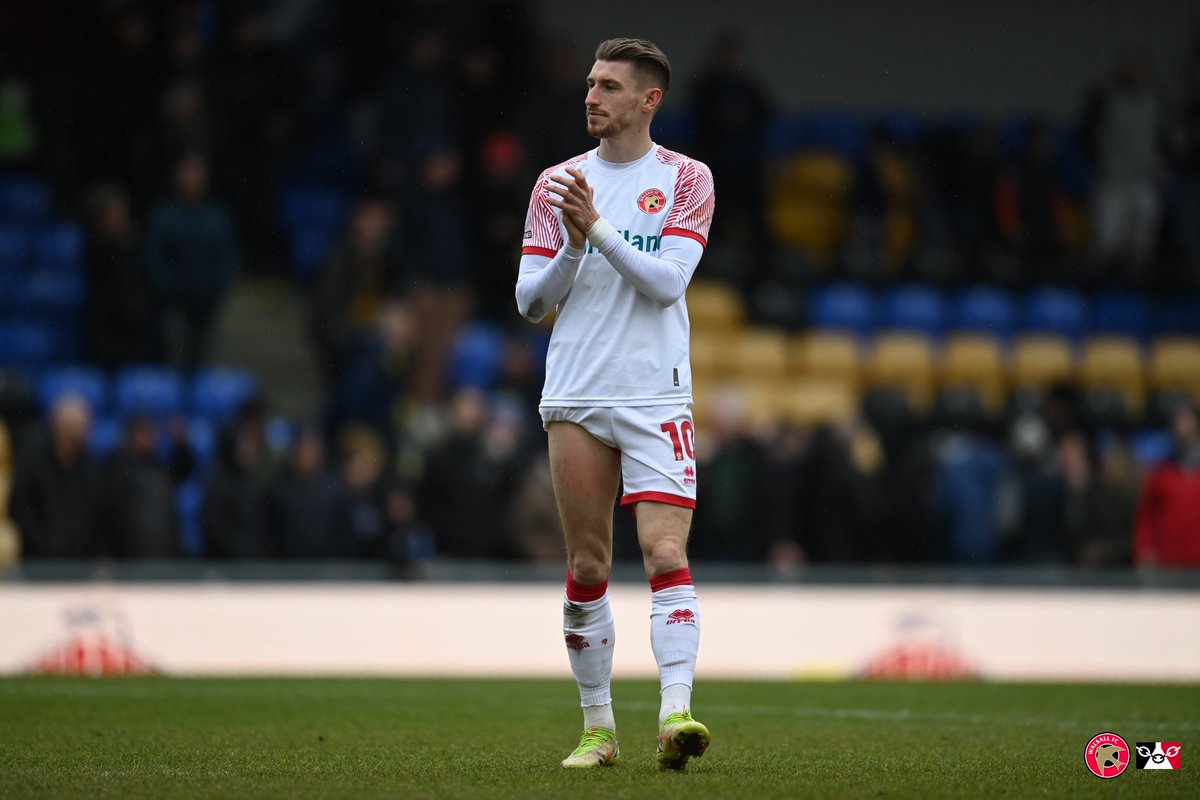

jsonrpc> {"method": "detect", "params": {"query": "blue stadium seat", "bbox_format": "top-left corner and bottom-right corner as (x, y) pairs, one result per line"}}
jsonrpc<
(278, 185), (352, 278)
(287, 226), (340, 279)
(0, 320), (56, 368)
(1130, 429), (1172, 468)
(1156, 295), (1200, 336)
(88, 415), (123, 458)
(187, 417), (218, 470)
(34, 223), (84, 273)
(265, 415), (295, 454)
(175, 478), (206, 558)
(1092, 291), (1152, 341)
(113, 366), (184, 418)
(37, 365), (107, 414)
(449, 323), (506, 390)
(1022, 286), (1088, 340)
(768, 111), (866, 158)
(879, 284), (946, 336)
(0, 177), (52, 221)
(0, 224), (30, 269)
(14, 270), (86, 310)
(806, 283), (875, 337)
(875, 111), (925, 146)
(278, 185), (351, 231)
(189, 367), (258, 423)
(951, 286), (1017, 338)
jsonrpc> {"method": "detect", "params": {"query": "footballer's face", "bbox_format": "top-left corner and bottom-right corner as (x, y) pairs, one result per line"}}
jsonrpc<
(584, 60), (650, 139)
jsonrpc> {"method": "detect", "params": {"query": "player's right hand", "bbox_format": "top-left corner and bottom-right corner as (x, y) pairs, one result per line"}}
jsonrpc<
(560, 205), (586, 249)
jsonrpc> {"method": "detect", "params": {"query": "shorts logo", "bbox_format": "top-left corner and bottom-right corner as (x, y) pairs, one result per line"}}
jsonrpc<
(683, 465), (696, 486)
(666, 609), (696, 626)
(638, 188), (666, 213)
(1135, 742), (1181, 770)
(1085, 732), (1130, 778)
(564, 634), (590, 651)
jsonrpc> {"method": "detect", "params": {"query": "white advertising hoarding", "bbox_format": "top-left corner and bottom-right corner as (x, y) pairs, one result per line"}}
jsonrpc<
(0, 583), (1197, 681)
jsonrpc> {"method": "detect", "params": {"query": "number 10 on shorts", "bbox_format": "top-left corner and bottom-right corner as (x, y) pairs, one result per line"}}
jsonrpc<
(660, 420), (695, 461)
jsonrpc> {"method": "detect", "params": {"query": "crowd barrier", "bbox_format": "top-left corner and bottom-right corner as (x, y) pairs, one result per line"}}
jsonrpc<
(2, 565), (1196, 681)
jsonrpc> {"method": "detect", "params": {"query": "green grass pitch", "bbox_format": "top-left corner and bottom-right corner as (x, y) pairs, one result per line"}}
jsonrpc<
(1, 678), (1197, 799)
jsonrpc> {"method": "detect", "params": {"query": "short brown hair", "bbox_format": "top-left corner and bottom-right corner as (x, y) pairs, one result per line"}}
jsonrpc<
(595, 38), (671, 93)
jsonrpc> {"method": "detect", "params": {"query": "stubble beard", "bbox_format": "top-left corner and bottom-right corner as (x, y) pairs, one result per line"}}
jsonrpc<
(587, 111), (631, 141)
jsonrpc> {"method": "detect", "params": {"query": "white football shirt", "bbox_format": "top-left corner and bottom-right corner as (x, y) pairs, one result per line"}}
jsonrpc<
(519, 144), (715, 407)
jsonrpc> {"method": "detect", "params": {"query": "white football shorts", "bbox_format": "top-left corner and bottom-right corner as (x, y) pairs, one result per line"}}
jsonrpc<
(540, 403), (698, 509)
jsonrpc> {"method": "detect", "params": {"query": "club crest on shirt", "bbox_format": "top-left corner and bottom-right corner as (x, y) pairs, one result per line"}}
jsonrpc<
(637, 188), (666, 213)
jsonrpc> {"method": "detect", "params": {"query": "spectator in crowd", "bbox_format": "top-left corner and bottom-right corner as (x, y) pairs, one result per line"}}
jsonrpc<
(9, 395), (100, 558)
(76, 3), (162, 211)
(1169, 46), (1200, 286)
(325, 299), (418, 451)
(1001, 415), (1070, 564)
(995, 119), (1069, 284)
(0, 422), (19, 565)
(507, 452), (563, 563)
(1084, 50), (1164, 283)
(529, 44), (594, 165)
(469, 130), (529, 324)
(1134, 403), (1200, 567)
(144, 152), (239, 373)
(689, 389), (772, 562)
(310, 197), (401, 386)
(931, 427), (1007, 563)
(1075, 434), (1139, 567)
(375, 29), (472, 394)
(210, 5), (302, 275)
(98, 415), (195, 559)
(691, 32), (773, 280)
(83, 184), (163, 369)
(267, 427), (349, 559)
(337, 424), (391, 559)
(418, 388), (523, 559)
(203, 399), (276, 559)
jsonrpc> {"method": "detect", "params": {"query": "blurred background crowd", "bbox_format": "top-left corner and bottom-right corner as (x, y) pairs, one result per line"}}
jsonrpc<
(0, 0), (1198, 571)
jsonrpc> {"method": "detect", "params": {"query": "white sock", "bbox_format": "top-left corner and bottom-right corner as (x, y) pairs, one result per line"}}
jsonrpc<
(649, 581), (700, 725)
(660, 683), (692, 723)
(582, 702), (616, 731)
(563, 588), (616, 729)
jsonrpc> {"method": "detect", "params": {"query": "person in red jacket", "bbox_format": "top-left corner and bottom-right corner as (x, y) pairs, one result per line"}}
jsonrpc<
(1134, 402), (1200, 567)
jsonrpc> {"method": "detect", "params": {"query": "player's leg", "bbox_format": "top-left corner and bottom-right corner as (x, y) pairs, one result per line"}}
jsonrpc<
(634, 502), (711, 769)
(614, 405), (710, 769)
(547, 418), (622, 767)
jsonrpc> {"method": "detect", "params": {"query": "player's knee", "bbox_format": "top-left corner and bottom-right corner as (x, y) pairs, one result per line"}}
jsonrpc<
(644, 540), (687, 576)
(568, 553), (610, 585)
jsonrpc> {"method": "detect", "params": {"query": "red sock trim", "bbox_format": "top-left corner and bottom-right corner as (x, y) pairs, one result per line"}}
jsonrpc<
(566, 571), (608, 602)
(650, 567), (692, 592)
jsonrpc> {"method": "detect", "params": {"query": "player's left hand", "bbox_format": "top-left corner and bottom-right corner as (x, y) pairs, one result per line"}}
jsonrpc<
(546, 167), (600, 235)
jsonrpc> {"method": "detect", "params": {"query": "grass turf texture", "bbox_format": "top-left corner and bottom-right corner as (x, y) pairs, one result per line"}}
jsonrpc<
(1, 679), (1197, 799)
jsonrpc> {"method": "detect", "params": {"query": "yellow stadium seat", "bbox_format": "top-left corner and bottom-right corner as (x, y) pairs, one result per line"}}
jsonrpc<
(773, 378), (859, 427)
(864, 332), (936, 411)
(1148, 338), (1200, 399)
(687, 280), (745, 332)
(769, 153), (852, 263)
(1009, 335), (1075, 390)
(939, 334), (1006, 413)
(690, 331), (737, 382)
(788, 331), (860, 385)
(1079, 336), (1145, 414)
(731, 327), (788, 380)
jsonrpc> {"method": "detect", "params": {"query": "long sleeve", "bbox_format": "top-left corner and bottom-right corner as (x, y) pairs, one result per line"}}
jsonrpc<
(515, 245), (584, 322)
(590, 230), (704, 308)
